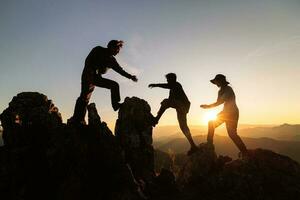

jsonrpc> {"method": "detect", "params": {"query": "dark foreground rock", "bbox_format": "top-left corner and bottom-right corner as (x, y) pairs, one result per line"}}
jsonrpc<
(0, 93), (146, 200)
(176, 144), (300, 200)
(1, 92), (300, 200)
(115, 97), (155, 182)
(0, 93), (178, 200)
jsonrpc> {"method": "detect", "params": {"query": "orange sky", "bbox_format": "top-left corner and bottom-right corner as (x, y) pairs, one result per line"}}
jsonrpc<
(1, 1), (299, 129)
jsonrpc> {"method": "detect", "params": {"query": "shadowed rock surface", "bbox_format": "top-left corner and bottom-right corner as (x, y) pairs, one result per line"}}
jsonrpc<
(115, 97), (155, 182)
(177, 144), (300, 200)
(1, 92), (300, 200)
(0, 93), (145, 200)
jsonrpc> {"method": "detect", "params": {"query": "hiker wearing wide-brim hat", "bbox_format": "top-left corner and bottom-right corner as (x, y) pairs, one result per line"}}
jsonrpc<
(200, 74), (248, 156)
(210, 74), (230, 85)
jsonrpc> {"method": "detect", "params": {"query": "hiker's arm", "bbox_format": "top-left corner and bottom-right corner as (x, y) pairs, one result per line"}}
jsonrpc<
(207, 99), (224, 108)
(148, 83), (170, 89)
(111, 59), (138, 82)
(200, 93), (224, 109)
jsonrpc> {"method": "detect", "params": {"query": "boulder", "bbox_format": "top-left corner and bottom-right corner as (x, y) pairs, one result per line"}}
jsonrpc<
(115, 97), (155, 182)
(0, 92), (143, 200)
(177, 144), (300, 200)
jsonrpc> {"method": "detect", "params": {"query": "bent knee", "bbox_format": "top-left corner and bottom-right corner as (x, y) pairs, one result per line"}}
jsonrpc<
(160, 99), (170, 107)
(104, 81), (119, 92)
(111, 81), (119, 89)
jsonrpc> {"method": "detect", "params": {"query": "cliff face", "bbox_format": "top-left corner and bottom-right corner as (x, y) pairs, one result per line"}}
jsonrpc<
(0, 93), (148, 200)
(177, 144), (300, 200)
(1, 92), (300, 200)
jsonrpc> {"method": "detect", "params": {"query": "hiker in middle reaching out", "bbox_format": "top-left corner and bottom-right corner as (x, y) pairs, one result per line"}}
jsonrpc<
(149, 73), (198, 155)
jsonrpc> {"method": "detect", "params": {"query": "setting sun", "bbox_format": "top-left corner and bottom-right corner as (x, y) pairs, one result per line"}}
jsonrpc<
(203, 110), (218, 124)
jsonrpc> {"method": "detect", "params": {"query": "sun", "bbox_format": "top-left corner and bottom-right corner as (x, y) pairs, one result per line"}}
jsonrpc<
(203, 110), (218, 124)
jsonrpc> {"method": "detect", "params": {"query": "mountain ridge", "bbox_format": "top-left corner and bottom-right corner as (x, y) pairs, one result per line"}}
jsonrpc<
(155, 134), (300, 162)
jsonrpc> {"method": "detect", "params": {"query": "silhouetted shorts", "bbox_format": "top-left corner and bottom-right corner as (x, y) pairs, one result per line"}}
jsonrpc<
(213, 111), (239, 132)
(80, 76), (120, 102)
(160, 98), (190, 114)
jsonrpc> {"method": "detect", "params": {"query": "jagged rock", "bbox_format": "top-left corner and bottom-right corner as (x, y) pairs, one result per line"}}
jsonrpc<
(115, 97), (155, 181)
(0, 92), (62, 148)
(177, 144), (300, 200)
(0, 92), (143, 200)
(2, 92), (300, 200)
(177, 143), (218, 185)
(154, 149), (174, 173)
(217, 149), (300, 200)
(147, 168), (179, 200)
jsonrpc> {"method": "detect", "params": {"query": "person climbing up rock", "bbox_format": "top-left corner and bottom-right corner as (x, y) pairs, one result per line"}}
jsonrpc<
(72, 40), (138, 124)
(149, 73), (198, 155)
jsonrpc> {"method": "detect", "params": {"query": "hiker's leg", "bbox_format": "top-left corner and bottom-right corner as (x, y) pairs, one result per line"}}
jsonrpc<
(177, 111), (196, 148)
(207, 114), (224, 144)
(156, 99), (171, 122)
(94, 77), (121, 111)
(226, 120), (247, 154)
(73, 82), (95, 122)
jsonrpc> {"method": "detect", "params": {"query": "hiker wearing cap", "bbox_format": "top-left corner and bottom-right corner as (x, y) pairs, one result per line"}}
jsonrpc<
(149, 73), (198, 155)
(200, 74), (248, 156)
(72, 40), (138, 124)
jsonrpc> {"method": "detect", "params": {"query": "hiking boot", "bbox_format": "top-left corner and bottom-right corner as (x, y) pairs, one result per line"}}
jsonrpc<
(187, 146), (199, 156)
(112, 102), (122, 111)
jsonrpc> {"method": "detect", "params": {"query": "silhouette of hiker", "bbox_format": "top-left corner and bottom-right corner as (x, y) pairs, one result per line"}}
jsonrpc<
(149, 73), (198, 155)
(72, 40), (138, 124)
(200, 74), (248, 156)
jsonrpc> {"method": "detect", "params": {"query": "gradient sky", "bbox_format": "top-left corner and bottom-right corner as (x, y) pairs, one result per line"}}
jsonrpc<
(1, 0), (300, 129)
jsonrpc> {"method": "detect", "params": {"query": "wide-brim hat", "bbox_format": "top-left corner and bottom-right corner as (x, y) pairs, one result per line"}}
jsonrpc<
(210, 74), (230, 85)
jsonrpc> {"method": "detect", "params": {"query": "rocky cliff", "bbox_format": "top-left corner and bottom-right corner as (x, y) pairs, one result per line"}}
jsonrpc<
(1, 92), (300, 200)
(0, 93), (150, 200)
(177, 144), (300, 200)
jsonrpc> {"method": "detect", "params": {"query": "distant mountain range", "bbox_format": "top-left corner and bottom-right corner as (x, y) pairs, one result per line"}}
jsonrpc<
(239, 123), (300, 141)
(154, 123), (300, 141)
(153, 124), (300, 163)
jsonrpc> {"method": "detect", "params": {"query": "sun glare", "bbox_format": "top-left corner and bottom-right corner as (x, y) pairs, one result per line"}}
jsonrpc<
(203, 110), (218, 124)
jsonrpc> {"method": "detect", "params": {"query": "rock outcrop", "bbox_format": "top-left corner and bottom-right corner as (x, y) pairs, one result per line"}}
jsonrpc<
(1, 92), (300, 200)
(0, 92), (144, 200)
(177, 144), (300, 200)
(115, 97), (155, 182)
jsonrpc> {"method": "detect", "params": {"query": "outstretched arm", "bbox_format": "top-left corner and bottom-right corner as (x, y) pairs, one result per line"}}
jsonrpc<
(111, 59), (138, 82)
(200, 94), (225, 109)
(148, 83), (170, 89)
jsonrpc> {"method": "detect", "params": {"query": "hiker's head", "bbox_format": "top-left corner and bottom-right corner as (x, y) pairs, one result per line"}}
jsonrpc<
(107, 40), (124, 56)
(165, 73), (177, 83)
(210, 74), (229, 87)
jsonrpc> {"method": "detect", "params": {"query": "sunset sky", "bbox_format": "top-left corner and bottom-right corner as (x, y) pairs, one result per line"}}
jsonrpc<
(1, 0), (300, 129)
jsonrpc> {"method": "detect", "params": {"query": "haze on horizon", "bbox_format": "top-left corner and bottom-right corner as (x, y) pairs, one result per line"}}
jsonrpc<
(1, 0), (300, 129)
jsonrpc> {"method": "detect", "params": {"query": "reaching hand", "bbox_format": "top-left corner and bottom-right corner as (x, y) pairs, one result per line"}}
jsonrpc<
(200, 104), (210, 109)
(148, 84), (156, 88)
(131, 75), (138, 82)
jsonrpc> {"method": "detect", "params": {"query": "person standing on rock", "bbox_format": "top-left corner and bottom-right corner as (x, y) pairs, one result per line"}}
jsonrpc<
(72, 40), (138, 124)
(200, 74), (248, 156)
(149, 73), (198, 155)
